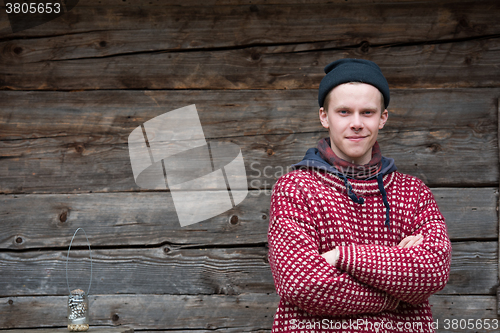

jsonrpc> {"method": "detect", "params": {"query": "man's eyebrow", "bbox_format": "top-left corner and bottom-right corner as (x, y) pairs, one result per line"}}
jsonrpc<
(333, 105), (379, 111)
(333, 105), (352, 110)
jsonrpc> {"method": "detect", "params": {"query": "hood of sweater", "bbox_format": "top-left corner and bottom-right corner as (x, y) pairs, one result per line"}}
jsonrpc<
(291, 145), (397, 179)
(290, 142), (397, 230)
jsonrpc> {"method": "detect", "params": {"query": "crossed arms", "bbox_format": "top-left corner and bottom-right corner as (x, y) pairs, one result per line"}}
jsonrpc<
(267, 174), (451, 317)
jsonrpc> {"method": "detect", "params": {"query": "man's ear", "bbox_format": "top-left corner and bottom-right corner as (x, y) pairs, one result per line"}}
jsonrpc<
(319, 107), (329, 129)
(379, 109), (389, 129)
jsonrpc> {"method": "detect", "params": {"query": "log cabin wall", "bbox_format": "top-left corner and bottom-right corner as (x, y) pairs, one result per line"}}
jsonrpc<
(0, 0), (499, 331)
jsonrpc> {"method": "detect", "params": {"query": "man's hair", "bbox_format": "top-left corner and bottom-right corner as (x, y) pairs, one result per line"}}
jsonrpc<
(323, 82), (385, 113)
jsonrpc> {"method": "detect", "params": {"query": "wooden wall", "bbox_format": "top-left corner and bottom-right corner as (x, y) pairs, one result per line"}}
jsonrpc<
(1, 0), (500, 332)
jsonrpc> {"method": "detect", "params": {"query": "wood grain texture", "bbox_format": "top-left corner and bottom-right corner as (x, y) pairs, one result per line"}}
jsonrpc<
(430, 295), (500, 333)
(1, 89), (497, 140)
(1, 88), (497, 193)
(1, 329), (133, 333)
(1, 294), (499, 331)
(0, 241), (495, 297)
(0, 128), (496, 194)
(1, 37), (500, 90)
(0, 0), (498, 330)
(1, 1), (498, 54)
(0, 294), (278, 330)
(0, 188), (496, 250)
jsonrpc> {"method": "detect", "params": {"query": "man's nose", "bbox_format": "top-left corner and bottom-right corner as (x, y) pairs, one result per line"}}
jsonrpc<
(350, 113), (364, 131)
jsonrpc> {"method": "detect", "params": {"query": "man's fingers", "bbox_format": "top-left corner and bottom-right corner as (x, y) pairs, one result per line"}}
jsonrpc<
(398, 237), (411, 248)
(398, 234), (423, 248)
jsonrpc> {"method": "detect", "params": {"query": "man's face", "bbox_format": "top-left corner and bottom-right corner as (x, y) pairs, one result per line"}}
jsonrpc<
(319, 82), (388, 165)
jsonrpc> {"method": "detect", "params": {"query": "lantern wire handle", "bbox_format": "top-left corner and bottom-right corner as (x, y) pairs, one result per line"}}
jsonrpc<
(66, 228), (92, 295)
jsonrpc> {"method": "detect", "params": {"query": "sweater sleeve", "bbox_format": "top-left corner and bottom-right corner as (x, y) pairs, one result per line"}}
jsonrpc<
(268, 174), (400, 317)
(336, 180), (452, 305)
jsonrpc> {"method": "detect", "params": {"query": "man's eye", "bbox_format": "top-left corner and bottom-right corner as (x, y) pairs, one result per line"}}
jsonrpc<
(339, 110), (348, 114)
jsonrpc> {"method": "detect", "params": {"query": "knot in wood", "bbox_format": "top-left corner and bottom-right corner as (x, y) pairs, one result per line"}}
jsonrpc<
(251, 52), (261, 61)
(229, 215), (239, 225)
(360, 41), (370, 54)
(75, 144), (84, 154)
(459, 17), (470, 28)
(427, 143), (442, 153)
(59, 210), (68, 223)
(13, 47), (23, 55)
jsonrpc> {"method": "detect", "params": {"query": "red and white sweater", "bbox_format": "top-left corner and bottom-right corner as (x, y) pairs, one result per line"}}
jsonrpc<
(268, 168), (451, 333)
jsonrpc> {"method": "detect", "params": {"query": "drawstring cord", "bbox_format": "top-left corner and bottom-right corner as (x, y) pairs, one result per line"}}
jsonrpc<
(377, 173), (391, 230)
(338, 173), (364, 204)
(338, 172), (391, 230)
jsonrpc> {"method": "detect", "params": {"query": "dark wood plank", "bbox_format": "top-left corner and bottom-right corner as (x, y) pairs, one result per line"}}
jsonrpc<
(1, 37), (500, 90)
(2, 89), (497, 193)
(1, 329), (133, 333)
(433, 188), (498, 241)
(0, 188), (496, 249)
(440, 241), (497, 295)
(1, 1), (498, 57)
(0, 128), (497, 194)
(0, 89), (497, 140)
(0, 242), (495, 296)
(430, 295), (500, 333)
(2, 294), (499, 331)
(0, 294), (278, 330)
(0, 246), (274, 296)
(0, 191), (270, 249)
(497, 98), (500, 317)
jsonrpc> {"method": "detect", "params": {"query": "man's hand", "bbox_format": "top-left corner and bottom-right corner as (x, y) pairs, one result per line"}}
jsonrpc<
(398, 234), (424, 249)
(321, 234), (424, 267)
(321, 248), (340, 266)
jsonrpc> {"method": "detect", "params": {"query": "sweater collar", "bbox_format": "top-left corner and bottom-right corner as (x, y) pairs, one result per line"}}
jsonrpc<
(317, 137), (382, 180)
(310, 168), (396, 197)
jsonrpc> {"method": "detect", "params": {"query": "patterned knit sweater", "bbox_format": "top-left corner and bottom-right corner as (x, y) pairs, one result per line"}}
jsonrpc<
(268, 168), (451, 333)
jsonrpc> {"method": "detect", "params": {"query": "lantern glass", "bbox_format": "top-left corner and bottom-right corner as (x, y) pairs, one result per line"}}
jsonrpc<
(67, 289), (89, 331)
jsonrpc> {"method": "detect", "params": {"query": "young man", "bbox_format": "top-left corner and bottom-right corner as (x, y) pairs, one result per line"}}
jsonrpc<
(267, 59), (451, 332)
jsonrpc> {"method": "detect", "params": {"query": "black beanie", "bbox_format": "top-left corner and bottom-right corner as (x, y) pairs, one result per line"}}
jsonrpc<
(318, 58), (390, 109)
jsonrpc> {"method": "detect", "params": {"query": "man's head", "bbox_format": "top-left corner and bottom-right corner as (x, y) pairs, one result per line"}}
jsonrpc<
(318, 59), (389, 165)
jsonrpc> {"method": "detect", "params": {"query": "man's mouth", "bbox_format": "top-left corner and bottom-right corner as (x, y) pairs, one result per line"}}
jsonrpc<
(346, 135), (367, 141)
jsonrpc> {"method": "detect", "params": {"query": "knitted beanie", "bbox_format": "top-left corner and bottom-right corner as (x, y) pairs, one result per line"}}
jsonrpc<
(318, 58), (390, 109)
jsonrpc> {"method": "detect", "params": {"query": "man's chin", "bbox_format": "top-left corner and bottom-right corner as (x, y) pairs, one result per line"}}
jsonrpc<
(341, 150), (371, 164)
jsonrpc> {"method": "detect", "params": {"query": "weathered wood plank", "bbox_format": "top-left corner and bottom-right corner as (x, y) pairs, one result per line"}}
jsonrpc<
(440, 241), (498, 295)
(0, 242), (495, 296)
(1, 1), (498, 58)
(0, 188), (496, 249)
(0, 89), (497, 140)
(0, 128), (496, 194)
(2, 89), (497, 193)
(497, 98), (500, 317)
(0, 191), (270, 249)
(1, 294), (499, 331)
(430, 295), (499, 333)
(1, 329), (133, 333)
(1, 37), (500, 90)
(0, 246), (274, 296)
(0, 294), (278, 330)
(433, 188), (498, 241)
